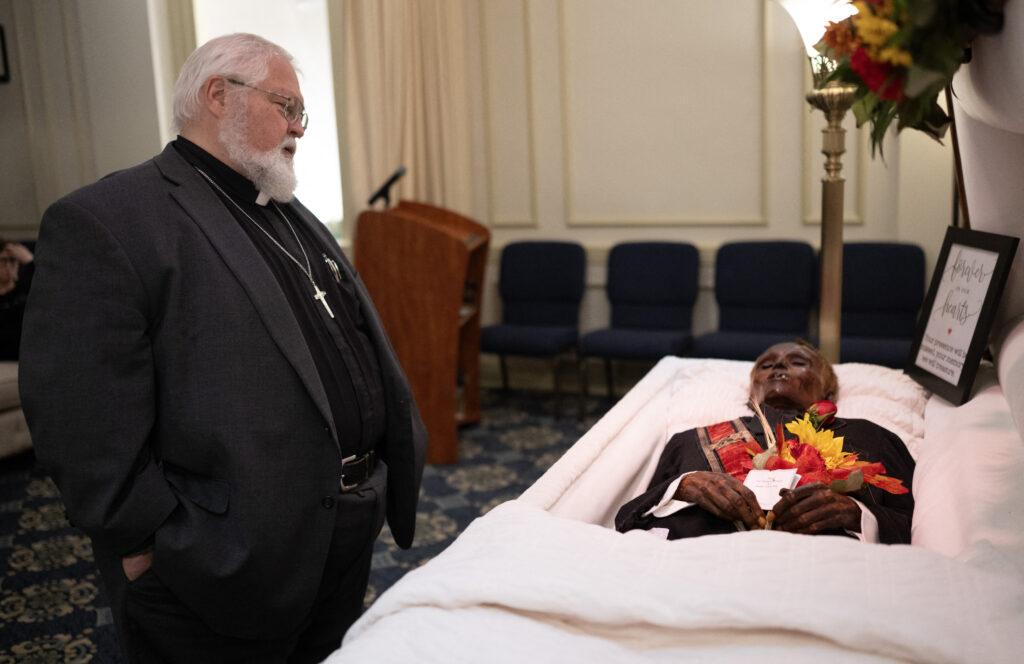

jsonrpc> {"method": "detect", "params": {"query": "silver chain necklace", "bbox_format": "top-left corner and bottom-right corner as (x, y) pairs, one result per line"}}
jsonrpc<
(195, 167), (335, 318)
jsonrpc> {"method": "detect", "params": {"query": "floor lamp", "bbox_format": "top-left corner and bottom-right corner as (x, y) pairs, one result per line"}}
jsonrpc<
(777, 0), (858, 364)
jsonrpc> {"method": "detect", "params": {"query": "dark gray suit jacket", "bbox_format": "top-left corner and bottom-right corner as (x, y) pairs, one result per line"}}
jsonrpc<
(19, 144), (427, 639)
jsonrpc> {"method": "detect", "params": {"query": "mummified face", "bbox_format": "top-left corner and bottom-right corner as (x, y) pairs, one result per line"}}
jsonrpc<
(749, 342), (833, 412)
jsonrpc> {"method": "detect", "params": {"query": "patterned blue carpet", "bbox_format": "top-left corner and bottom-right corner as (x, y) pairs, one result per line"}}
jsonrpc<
(0, 389), (611, 662)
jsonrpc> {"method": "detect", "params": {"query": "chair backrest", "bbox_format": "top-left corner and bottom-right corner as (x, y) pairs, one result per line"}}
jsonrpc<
(607, 242), (699, 330)
(841, 242), (925, 337)
(714, 241), (816, 333)
(499, 241), (586, 326)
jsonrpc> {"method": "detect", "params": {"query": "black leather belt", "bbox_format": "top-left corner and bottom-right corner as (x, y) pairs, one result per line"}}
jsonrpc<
(340, 451), (375, 492)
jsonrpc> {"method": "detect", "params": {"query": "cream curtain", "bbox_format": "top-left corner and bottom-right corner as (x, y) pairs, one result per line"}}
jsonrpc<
(150, 0), (197, 144)
(341, 0), (474, 220)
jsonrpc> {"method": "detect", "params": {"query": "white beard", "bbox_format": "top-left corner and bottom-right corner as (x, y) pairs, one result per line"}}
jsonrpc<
(220, 102), (298, 203)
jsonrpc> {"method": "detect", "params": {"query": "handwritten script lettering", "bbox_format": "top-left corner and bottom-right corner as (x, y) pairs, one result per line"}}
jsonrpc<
(947, 249), (993, 285)
(938, 290), (979, 326)
(916, 243), (998, 385)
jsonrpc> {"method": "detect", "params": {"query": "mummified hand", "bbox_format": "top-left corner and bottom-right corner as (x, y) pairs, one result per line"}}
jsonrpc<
(771, 482), (861, 534)
(675, 471), (764, 531)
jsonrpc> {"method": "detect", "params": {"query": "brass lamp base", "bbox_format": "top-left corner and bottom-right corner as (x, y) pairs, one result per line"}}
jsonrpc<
(807, 81), (857, 365)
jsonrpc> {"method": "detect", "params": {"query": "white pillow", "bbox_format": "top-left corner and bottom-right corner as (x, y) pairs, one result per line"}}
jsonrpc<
(912, 365), (1024, 568)
(833, 363), (928, 459)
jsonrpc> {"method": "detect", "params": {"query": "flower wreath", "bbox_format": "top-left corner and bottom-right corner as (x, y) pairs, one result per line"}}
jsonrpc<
(817, 0), (980, 155)
(732, 400), (909, 495)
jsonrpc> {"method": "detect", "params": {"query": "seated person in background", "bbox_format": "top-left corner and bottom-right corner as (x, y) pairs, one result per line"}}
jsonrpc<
(0, 239), (34, 361)
(616, 341), (915, 544)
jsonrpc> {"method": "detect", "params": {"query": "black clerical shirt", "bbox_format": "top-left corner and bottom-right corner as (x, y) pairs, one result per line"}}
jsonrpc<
(173, 137), (385, 459)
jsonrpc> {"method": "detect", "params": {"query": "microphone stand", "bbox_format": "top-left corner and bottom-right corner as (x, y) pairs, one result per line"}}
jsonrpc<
(367, 166), (407, 208)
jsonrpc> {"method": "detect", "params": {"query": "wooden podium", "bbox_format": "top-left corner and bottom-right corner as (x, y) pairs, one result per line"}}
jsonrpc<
(354, 201), (489, 464)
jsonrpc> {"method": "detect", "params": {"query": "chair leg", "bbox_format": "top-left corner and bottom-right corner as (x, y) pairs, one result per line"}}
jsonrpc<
(552, 356), (563, 420)
(604, 358), (614, 400)
(499, 355), (509, 391)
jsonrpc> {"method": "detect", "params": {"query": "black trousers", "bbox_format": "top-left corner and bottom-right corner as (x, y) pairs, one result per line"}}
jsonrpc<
(122, 465), (387, 664)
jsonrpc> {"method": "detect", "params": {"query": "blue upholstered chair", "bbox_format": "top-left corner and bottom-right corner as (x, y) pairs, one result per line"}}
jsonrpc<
(691, 241), (817, 360)
(839, 242), (925, 368)
(480, 241), (586, 418)
(580, 241), (699, 399)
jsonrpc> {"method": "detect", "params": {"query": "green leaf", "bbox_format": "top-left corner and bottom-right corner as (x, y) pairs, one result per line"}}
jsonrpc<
(907, 0), (938, 27)
(905, 65), (947, 98)
(868, 102), (900, 158)
(752, 446), (776, 470)
(851, 95), (875, 127)
(829, 469), (864, 494)
(920, 99), (952, 140)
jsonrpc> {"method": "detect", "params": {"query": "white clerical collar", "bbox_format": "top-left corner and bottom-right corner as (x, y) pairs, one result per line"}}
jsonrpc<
(255, 191), (271, 206)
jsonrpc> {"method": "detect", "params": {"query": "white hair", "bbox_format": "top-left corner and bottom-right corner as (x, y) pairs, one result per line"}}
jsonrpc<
(171, 33), (297, 134)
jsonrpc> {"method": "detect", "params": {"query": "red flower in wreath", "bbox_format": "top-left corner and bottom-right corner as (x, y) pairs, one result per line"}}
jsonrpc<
(739, 404), (909, 495)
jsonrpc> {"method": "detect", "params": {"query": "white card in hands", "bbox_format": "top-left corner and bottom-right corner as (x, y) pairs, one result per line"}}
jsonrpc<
(743, 468), (801, 510)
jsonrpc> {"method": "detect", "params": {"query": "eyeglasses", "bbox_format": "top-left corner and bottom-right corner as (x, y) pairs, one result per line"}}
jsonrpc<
(226, 78), (308, 130)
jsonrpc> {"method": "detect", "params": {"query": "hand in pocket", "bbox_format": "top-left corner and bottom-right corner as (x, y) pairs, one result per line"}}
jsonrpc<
(122, 550), (154, 581)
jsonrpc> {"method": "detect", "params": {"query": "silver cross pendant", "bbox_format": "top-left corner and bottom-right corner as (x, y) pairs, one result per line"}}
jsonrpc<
(313, 285), (335, 318)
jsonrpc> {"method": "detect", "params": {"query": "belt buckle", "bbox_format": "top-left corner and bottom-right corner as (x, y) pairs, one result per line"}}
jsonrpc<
(340, 453), (366, 492)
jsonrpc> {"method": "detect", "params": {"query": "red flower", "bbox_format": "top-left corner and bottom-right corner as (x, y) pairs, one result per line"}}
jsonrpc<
(878, 74), (906, 101)
(851, 48), (889, 90)
(765, 455), (796, 471)
(858, 461), (910, 494)
(808, 400), (837, 428)
(850, 48), (906, 102)
(789, 442), (827, 486)
(735, 405), (909, 497)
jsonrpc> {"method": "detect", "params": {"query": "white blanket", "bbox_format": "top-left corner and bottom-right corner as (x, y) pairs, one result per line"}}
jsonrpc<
(334, 501), (1024, 663)
(331, 358), (1024, 663)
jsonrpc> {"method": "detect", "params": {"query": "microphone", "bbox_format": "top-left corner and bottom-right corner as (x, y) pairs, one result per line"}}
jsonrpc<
(367, 166), (407, 208)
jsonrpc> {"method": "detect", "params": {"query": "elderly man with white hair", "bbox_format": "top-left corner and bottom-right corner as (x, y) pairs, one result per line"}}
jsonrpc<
(20, 33), (426, 663)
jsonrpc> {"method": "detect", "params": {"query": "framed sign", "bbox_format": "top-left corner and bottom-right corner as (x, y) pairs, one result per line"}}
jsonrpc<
(905, 226), (1019, 405)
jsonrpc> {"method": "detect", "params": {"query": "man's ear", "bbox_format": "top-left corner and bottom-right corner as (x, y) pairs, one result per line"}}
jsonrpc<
(202, 75), (229, 120)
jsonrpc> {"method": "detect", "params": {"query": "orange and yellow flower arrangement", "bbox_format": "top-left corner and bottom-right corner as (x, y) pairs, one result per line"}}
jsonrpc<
(816, 0), (976, 154)
(730, 400), (909, 496)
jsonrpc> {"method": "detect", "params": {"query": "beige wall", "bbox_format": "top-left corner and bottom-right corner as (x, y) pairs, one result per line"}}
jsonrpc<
(2, 0), (954, 353)
(463, 0), (953, 342)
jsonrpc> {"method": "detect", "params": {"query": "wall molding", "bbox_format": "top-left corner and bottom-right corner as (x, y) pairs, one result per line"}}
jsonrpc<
(559, 0), (769, 228)
(480, 0), (539, 228)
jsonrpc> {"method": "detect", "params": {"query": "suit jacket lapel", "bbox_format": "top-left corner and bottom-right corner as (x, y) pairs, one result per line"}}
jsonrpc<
(289, 201), (412, 427)
(292, 204), (404, 387)
(152, 145), (337, 441)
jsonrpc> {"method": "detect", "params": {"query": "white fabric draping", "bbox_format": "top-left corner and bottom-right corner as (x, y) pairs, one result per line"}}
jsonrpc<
(341, 0), (474, 219)
(331, 358), (1024, 663)
(952, 1), (1024, 439)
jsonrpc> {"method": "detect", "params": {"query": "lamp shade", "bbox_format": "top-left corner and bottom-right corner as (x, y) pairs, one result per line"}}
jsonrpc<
(776, 0), (856, 57)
